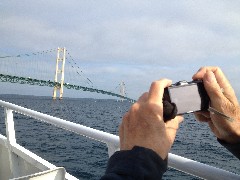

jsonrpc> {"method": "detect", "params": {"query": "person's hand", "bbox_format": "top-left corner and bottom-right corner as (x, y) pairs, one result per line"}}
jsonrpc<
(119, 79), (183, 159)
(193, 66), (240, 144)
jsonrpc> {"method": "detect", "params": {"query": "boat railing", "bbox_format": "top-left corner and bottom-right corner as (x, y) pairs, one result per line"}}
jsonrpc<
(1, 99), (240, 180)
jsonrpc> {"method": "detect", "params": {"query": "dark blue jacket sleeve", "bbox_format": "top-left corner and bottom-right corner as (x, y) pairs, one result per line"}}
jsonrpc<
(101, 146), (167, 180)
(218, 139), (240, 160)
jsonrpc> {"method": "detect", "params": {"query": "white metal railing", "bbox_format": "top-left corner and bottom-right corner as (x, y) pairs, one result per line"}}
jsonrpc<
(1, 99), (240, 180)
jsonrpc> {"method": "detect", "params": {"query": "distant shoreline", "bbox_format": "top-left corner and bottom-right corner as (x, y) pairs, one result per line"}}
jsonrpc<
(0, 94), (126, 101)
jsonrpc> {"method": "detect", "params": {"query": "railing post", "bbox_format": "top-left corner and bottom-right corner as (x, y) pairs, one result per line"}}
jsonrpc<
(106, 143), (119, 157)
(5, 108), (16, 143)
(4, 108), (20, 178)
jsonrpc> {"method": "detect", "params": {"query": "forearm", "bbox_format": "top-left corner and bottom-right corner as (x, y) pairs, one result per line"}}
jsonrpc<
(101, 146), (167, 180)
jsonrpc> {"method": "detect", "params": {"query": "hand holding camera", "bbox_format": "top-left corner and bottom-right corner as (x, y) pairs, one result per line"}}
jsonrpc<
(193, 67), (240, 144)
(119, 79), (183, 159)
(162, 66), (240, 144)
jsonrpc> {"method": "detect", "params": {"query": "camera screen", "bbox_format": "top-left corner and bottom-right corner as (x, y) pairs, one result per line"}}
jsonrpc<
(168, 83), (209, 114)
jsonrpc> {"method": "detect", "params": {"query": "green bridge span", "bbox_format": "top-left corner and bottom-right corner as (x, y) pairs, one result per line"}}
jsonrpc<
(0, 74), (136, 102)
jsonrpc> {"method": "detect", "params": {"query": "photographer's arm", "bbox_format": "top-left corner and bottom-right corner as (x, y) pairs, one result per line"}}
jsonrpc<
(193, 66), (240, 159)
(101, 79), (183, 179)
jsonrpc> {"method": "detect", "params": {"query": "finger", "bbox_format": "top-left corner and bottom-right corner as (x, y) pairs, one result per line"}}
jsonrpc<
(203, 70), (226, 105)
(165, 115), (183, 130)
(192, 66), (218, 80)
(194, 112), (211, 122)
(148, 79), (172, 103)
(213, 69), (238, 105)
(137, 92), (148, 103)
(193, 67), (238, 105)
(165, 116), (183, 143)
(195, 111), (210, 118)
(193, 67), (230, 91)
(208, 121), (221, 138)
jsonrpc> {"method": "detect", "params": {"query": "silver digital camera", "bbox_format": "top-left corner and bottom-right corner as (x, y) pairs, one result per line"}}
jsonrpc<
(163, 80), (210, 115)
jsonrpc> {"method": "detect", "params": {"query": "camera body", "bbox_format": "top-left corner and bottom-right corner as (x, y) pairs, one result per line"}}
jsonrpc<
(163, 80), (210, 115)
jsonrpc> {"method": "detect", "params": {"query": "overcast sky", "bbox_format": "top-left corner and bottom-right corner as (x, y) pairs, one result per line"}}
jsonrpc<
(1, 0), (240, 99)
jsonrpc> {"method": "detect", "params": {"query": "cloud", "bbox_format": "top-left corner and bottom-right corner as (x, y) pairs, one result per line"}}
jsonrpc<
(0, 1), (240, 98)
(2, 1), (240, 63)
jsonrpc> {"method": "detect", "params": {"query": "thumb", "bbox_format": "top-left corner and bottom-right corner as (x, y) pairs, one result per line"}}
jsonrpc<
(203, 70), (225, 106)
(165, 116), (183, 144)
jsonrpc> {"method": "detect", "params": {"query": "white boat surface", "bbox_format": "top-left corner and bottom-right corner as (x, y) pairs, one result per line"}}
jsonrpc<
(0, 99), (239, 180)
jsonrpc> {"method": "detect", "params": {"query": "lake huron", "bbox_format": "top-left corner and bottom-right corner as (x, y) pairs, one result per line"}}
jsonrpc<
(0, 95), (239, 179)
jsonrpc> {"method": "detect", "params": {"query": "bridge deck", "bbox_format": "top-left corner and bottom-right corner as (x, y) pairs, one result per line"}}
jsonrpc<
(0, 73), (136, 102)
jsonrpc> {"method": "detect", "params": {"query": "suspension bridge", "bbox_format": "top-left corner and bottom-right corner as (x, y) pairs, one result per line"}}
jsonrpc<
(0, 48), (135, 102)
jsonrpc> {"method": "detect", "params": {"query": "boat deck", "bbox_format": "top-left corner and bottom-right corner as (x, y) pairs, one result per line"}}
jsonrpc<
(0, 130), (76, 180)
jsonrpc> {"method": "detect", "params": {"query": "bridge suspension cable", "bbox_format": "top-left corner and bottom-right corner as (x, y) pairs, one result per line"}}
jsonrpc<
(66, 50), (94, 87)
(0, 49), (56, 59)
(0, 49), (56, 81)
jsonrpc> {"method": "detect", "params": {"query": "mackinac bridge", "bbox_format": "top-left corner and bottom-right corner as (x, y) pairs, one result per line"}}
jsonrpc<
(0, 48), (135, 102)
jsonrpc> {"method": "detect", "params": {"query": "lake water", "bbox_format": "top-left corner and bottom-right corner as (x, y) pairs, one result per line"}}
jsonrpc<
(0, 94), (239, 179)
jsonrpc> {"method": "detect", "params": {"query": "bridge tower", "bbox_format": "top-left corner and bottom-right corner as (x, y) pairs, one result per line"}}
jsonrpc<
(119, 81), (126, 101)
(53, 47), (66, 100)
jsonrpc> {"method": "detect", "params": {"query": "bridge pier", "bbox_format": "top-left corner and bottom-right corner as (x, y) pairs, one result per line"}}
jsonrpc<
(53, 47), (66, 100)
